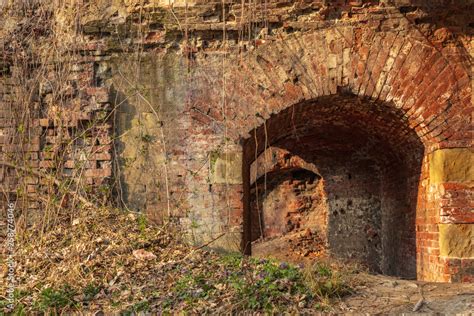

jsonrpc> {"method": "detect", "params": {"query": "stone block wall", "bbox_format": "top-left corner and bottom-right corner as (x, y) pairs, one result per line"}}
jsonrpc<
(427, 148), (473, 282)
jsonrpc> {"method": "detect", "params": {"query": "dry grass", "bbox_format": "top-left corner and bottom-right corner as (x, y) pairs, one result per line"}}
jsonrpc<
(2, 207), (177, 312)
(1, 206), (359, 314)
(302, 259), (360, 308)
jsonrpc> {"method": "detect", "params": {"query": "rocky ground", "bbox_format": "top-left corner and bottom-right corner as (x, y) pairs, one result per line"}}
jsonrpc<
(252, 228), (328, 263)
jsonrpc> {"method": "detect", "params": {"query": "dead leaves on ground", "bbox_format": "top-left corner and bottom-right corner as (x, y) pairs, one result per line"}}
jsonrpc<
(2, 207), (352, 314)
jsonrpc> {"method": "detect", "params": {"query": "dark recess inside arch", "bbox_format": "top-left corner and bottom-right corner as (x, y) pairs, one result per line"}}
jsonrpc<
(242, 93), (424, 278)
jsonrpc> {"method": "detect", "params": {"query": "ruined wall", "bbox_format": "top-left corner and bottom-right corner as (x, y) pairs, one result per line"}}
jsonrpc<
(250, 168), (324, 240)
(0, 5), (114, 223)
(1, 0), (473, 282)
(250, 156), (386, 274)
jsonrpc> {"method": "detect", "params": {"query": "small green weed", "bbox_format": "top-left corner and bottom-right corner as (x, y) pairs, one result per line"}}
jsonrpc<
(121, 300), (150, 315)
(140, 134), (155, 143)
(230, 259), (310, 311)
(33, 285), (77, 312)
(172, 272), (214, 304)
(219, 252), (243, 269)
(137, 214), (148, 234)
(83, 283), (101, 301)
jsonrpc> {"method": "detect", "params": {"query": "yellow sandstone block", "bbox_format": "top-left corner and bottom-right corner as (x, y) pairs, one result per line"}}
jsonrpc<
(429, 148), (474, 184)
(439, 224), (474, 258)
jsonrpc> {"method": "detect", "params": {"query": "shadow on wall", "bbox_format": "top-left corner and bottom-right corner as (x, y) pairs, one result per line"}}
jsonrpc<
(243, 93), (424, 279)
(111, 84), (168, 219)
(110, 86), (139, 210)
(109, 52), (187, 220)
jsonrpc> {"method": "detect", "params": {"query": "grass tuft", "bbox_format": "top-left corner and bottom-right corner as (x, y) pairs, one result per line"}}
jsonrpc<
(33, 285), (77, 312)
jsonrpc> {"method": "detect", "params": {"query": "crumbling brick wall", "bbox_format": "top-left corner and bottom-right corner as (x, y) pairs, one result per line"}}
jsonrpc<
(0, 5), (114, 222)
(1, 0), (472, 282)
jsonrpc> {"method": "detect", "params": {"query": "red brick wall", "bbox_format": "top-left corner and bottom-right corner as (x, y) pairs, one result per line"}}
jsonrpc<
(1, 0), (472, 282)
(182, 5), (471, 280)
(250, 168), (324, 240)
(0, 47), (113, 217)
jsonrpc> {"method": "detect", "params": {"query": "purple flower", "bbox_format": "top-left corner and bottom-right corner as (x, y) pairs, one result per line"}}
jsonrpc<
(279, 262), (289, 269)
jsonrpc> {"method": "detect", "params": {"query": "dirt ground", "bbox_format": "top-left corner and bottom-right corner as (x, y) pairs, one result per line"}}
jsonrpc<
(252, 231), (474, 315)
(336, 274), (473, 314)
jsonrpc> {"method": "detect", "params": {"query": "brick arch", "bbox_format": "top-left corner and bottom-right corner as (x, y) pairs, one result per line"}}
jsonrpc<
(250, 147), (321, 186)
(186, 25), (472, 282)
(241, 93), (424, 277)
(190, 26), (470, 150)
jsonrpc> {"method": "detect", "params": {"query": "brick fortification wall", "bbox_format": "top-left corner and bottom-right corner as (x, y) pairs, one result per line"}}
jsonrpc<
(0, 0), (472, 282)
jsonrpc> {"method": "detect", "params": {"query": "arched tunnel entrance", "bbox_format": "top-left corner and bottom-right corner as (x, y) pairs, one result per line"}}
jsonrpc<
(242, 93), (424, 279)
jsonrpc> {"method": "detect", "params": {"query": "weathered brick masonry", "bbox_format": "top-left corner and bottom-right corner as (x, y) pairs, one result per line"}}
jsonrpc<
(1, 0), (473, 282)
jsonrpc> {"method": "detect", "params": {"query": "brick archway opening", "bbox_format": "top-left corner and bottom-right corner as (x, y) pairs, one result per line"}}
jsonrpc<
(242, 93), (424, 279)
